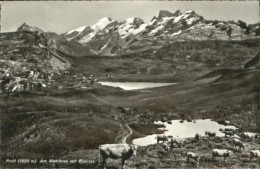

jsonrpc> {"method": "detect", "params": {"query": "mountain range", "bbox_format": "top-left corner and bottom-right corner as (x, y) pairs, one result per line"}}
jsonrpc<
(17, 9), (260, 57)
(2, 9), (260, 168)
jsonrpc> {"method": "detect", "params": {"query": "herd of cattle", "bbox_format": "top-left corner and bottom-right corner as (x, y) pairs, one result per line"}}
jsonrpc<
(156, 130), (260, 164)
(98, 128), (260, 169)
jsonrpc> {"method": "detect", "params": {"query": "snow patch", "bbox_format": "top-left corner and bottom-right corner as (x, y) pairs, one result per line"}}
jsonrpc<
(171, 30), (182, 36)
(162, 16), (174, 22)
(129, 24), (148, 35)
(183, 13), (191, 20)
(100, 39), (111, 52)
(173, 10), (195, 23)
(125, 18), (135, 24)
(66, 26), (88, 35)
(161, 16), (175, 26)
(149, 25), (164, 35)
(148, 18), (157, 26)
(186, 17), (198, 25)
(184, 9), (194, 14)
(118, 18), (147, 38)
(78, 32), (96, 43)
(173, 15), (183, 23)
(99, 39), (114, 56)
(201, 23), (216, 29)
(118, 24), (134, 39)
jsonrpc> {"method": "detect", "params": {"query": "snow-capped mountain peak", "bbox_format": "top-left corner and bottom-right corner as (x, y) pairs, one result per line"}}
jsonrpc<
(173, 9), (200, 23)
(157, 10), (182, 20)
(90, 17), (113, 31)
(61, 9), (259, 56)
(66, 17), (113, 35)
(64, 17), (114, 43)
(63, 10), (202, 42)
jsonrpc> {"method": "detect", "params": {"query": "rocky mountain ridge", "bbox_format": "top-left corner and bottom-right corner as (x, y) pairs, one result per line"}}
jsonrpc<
(61, 9), (259, 56)
(0, 31), (72, 93)
(14, 10), (260, 57)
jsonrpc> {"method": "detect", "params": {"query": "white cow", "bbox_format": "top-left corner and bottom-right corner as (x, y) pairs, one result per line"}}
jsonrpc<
(212, 149), (232, 162)
(187, 152), (200, 163)
(242, 132), (259, 142)
(170, 138), (187, 148)
(29, 71), (34, 78)
(99, 144), (138, 169)
(232, 138), (245, 149)
(162, 142), (170, 151)
(250, 150), (260, 160)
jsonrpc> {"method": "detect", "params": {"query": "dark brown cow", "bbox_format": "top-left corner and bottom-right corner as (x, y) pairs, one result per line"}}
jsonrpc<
(223, 130), (234, 137)
(156, 135), (168, 143)
(194, 133), (201, 142)
(250, 150), (260, 160)
(205, 131), (216, 138)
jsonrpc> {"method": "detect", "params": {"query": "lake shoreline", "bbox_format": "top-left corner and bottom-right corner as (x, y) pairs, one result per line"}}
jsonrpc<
(99, 81), (177, 90)
(133, 119), (238, 146)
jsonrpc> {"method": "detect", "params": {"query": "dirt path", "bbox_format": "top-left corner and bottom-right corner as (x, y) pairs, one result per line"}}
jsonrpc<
(115, 124), (124, 142)
(121, 124), (133, 144)
(147, 65), (156, 74)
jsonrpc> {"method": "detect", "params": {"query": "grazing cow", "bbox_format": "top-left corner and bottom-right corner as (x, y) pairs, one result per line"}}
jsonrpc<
(190, 134), (201, 144)
(170, 138), (187, 148)
(223, 130), (234, 137)
(187, 152), (200, 163)
(224, 128), (236, 132)
(99, 144), (138, 169)
(205, 131), (216, 138)
(232, 138), (245, 149)
(241, 132), (258, 142)
(117, 107), (132, 114)
(212, 149), (232, 162)
(195, 134), (201, 142)
(156, 135), (168, 143)
(217, 120), (231, 126)
(250, 150), (260, 160)
(162, 142), (170, 151)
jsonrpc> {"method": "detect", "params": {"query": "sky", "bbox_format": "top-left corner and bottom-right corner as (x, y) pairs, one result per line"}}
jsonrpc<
(1, 1), (259, 34)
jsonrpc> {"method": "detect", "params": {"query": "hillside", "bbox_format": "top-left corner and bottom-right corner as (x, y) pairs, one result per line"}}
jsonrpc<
(0, 31), (72, 93)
